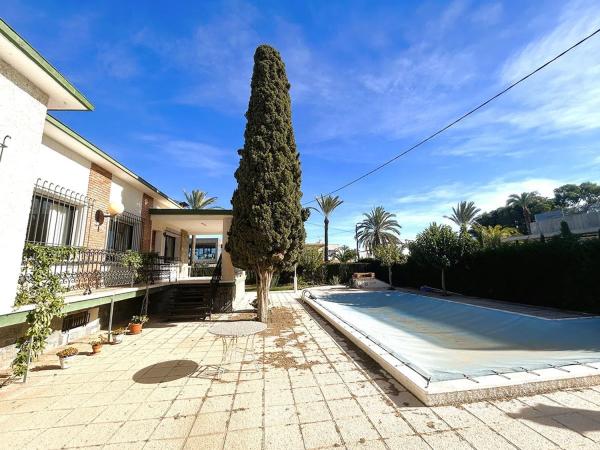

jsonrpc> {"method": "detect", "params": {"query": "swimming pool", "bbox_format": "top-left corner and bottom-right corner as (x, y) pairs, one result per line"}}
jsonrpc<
(311, 290), (600, 383)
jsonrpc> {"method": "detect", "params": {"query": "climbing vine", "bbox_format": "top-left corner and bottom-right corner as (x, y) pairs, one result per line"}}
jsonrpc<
(12, 244), (75, 377)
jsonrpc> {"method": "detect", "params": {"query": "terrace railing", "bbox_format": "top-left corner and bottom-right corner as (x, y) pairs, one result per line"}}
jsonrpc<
(19, 247), (180, 295)
(188, 263), (216, 278)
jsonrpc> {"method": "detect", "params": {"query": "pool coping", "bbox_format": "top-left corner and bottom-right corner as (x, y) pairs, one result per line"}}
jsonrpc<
(302, 287), (600, 406)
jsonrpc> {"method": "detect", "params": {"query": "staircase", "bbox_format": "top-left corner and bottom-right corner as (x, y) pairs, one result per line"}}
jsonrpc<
(167, 256), (222, 321)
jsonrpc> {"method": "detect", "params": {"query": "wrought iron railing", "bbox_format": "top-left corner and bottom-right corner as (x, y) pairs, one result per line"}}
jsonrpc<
(19, 247), (180, 295)
(188, 263), (216, 278)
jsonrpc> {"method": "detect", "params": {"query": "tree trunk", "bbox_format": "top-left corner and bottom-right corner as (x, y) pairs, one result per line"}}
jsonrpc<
(524, 208), (531, 234)
(388, 266), (393, 289)
(441, 268), (447, 296)
(256, 269), (272, 323)
(324, 217), (329, 262)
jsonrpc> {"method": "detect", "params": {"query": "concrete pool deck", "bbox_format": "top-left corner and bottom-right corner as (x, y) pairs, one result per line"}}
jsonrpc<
(303, 286), (600, 406)
(2, 292), (600, 449)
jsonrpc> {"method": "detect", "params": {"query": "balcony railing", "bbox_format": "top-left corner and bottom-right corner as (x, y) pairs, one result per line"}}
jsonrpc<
(188, 263), (216, 278)
(19, 247), (180, 295)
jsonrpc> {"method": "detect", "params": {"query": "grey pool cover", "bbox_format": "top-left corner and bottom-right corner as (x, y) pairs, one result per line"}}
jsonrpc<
(314, 290), (600, 382)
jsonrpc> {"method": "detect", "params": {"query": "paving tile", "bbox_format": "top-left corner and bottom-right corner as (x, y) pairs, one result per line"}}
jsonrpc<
(265, 424), (304, 450)
(355, 395), (396, 415)
(400, 409), (450, 434)
(66, 421), (122, 447)
(327, 397), (365, 419)
(165, 399), (203, 418)
(200, 394), (233, 413)
(265, 389), (294, 406)
(0, 429), (41, 449)
(229, 406), (263, 430)
(462, 401), (512, 425)
(431, 405), (481, 429)
(457, 425), (517, 450)
(265, 404), (299, 426)
(322, 383), (352, 401)
(190, 411), (230, 436)
(301, 420), (343, 449)
(224, 427), (262, 450)
(384, 435), (431, 449)
(57, 406), (106, 426)
(493, 421), (560, 449)
(293, 386), (324, 403)
(151, 415), (195, 439)
(370, 413), (415, 438)
(28, 425), (85, 449)
(296, 400), (332, 423)
(233, 391), (262, 409)
(92, 402), (140, 423)
(184, 433), (224, 449)
(134, 401), (173, 419)
(336, 415), (380, 443)
(145, 437), (186, 449)
(109, 418), (160, 443)
(422, 430), (472, 449)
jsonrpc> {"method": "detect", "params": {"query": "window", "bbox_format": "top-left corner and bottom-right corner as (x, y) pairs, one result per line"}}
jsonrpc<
(195, 244), (217, 260)
(164, 235), (176, 260)
(106, 211), (142, 251)
(25, 180), (90, 247)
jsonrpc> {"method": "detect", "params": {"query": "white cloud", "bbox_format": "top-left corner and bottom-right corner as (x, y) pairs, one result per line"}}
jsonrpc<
(135, 134), (232, 176)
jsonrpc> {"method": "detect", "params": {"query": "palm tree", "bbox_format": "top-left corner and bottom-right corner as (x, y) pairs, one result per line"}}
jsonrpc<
(356, 206), (401, 255)
(312, 195), (344, 262)
(333, 245), (357, 263)
(183, 190), (218, 209)
(444, 201), (480, 231)
(473, 224), (519, 248)
(506, 192), (537, 234)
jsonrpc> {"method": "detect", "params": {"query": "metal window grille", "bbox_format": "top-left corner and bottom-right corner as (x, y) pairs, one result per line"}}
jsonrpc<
(107, 211), (142, 251)
(25, 179), (93, 247)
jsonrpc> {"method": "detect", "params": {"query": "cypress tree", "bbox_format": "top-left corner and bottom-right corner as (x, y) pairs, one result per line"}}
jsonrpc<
(227, 45), (306, 322)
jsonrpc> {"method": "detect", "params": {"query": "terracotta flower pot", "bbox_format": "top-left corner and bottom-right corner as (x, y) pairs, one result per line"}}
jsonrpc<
(129, 323), (143, 335)
(92, 344), (102, 354)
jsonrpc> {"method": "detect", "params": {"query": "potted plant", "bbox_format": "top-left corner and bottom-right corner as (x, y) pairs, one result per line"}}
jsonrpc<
(57, 347), (78, 369)
(111, 327), (126, 344)
(128, 315), (148, 335)
(90, 337), (104, 354)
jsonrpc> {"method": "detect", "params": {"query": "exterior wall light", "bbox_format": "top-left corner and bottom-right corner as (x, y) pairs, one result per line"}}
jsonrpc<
(95, 201), (125, 230)
(0, 135), (11, 164)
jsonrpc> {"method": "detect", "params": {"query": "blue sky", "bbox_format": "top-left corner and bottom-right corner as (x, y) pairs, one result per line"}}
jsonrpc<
(4, 0), (600, 245)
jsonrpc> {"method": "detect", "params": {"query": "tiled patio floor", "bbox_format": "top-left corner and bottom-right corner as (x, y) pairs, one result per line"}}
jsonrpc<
(2, 292), (600, 449)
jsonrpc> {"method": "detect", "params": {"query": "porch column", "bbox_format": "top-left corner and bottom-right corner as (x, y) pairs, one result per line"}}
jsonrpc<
(220, 217), (234, 282)
(179, 229), (189, 279)
(191, 235), (197, 264)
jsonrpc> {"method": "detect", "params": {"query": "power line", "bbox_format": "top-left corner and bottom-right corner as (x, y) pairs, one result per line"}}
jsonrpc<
(305, 221), (356, 234)
(302, 26), (600, 206)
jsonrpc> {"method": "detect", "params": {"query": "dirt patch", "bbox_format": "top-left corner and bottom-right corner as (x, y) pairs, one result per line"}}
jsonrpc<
(262, 307), (298, 337)
(258, 306), (319, 370)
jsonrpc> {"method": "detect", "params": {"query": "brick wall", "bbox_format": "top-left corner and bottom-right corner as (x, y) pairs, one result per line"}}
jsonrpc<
(85, 163), (112, 249)
(141, 193), (154, 252)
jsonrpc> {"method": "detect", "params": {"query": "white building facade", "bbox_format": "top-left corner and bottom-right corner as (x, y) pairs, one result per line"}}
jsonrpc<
(0, 19), (241, 369)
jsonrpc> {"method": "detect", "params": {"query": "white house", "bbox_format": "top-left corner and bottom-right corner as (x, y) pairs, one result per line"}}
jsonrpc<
(0, 19), (243, 369)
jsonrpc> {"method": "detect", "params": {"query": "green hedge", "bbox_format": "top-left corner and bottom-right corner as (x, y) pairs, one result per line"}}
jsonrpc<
(387, 238), (600, 313)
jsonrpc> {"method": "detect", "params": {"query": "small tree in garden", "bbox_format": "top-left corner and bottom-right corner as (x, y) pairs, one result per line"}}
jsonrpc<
(373, 243), (406, 288)
(409, 223), (473, 295)
(298, 246), (324, 284)
(227, 45), (306, 322)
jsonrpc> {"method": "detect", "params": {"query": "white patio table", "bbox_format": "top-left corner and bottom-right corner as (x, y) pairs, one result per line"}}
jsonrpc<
(208, 321), (266, 377)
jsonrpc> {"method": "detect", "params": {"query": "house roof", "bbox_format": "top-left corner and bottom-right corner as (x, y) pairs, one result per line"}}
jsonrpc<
(45, 115), (182, 209)
(0, 19), (93, 110)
